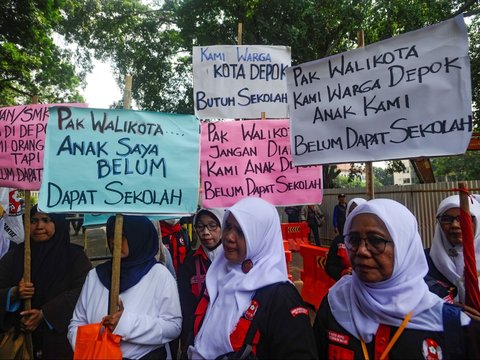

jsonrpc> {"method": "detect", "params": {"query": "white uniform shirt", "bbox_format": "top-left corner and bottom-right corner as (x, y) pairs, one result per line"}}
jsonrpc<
(68, 264), (182, 359)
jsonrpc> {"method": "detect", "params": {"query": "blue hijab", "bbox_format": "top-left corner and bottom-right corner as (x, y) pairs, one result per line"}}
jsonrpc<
(96, 215), (159, 292)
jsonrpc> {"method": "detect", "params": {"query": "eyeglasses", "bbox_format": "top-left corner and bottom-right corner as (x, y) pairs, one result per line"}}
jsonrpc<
(344, 233), (393, 255)
(437, 214), (475, 224)
(195, 223), (219, 232)
(31, 217), (52, 224)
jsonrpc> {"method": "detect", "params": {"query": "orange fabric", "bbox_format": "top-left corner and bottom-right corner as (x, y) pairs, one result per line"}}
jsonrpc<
(73, 323), (122, 360)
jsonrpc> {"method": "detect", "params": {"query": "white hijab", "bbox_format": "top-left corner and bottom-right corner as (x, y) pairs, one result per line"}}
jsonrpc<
(329, 199), (469, 342)
(346, 198), (367, 217)
(189, 198), (289, 359)
(193, 208), (225, 261)
(430, 195), (480, 302)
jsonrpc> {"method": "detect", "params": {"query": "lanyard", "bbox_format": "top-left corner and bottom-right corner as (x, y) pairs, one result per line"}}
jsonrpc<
(360, 310), (413, 360)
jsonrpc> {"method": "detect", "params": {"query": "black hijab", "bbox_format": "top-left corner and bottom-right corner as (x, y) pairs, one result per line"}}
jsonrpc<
(96, 215), (159, 292)
(11, 205), (70, 308)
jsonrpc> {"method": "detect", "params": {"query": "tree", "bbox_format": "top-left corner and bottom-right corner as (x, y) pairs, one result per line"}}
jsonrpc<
(431, 151), (480, 181)
(373, 166), (394, 186)
(0, 1), (88, 105)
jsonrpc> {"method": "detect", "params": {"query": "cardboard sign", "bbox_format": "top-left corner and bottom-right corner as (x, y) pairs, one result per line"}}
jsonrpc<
(38, 107), (200, 215)
(0, 103), (85, 190)
(201, 120), (322, 208)
(287, 15), (472, 166)
(193, 45), (291, 119)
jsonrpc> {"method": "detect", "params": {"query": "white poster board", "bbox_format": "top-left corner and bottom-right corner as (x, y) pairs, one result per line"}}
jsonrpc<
(193, 45), (291, 119)
(286, 15), (472, 166)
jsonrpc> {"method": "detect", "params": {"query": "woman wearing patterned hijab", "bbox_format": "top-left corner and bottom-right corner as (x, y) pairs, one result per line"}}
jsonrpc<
(314, 199), (474, 359)
(427, 195), (480, 303)
(188, 197), (316, 359)
(0, 204), (91, 359)
(68, 215), (182, 359)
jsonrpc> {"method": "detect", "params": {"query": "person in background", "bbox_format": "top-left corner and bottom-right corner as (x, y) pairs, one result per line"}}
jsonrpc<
(68, 215), (182, 360)
(152, 219), (177, 278)
(0, 205), (92, 359)
(332, 193), (347, 236)
(314, 199), (477, 359)
(177, 208), (224, 359)
(325, 197), (367, 281)
(425, 195), (480, 304)
(188, 197), (317, 359)
(300, 204), (325, 246)
(284, 205), (302, 223)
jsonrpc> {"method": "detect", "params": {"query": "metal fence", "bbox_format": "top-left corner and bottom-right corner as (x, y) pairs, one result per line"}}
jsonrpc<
(279, 180), (480, 248)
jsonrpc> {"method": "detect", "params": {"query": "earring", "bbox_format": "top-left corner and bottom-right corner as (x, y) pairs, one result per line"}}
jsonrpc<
(241, 259), (253, 273)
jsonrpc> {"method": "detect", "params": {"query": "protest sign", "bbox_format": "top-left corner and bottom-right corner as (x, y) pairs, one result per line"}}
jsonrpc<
(286, 15), (472, 166)
(193, 45), (291, 119)
(201, 119), (322, 208)
(0, 103), (85, 189)
(38, 107), (200, 215)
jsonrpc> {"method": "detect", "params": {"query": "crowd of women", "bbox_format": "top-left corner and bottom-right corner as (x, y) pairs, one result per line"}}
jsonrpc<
(0, 194), (479, 359)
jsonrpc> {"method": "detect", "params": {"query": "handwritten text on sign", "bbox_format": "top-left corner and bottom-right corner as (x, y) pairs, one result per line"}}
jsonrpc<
(0, 103), (85, 190)
(286, 15), (472, 166)
(201, 120), (322, 208)
(38, 107), (200, 214)
(193, 45), (291, 119)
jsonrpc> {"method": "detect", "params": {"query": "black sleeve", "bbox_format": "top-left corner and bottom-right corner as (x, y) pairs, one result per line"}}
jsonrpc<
(325, 236), (342, 281)
(259, 283), (318, 359)
(0, 251), (16, 330)
(177, 253), (198, 353)
(41, 246), (92, 333)
(312, 296), (330, 360)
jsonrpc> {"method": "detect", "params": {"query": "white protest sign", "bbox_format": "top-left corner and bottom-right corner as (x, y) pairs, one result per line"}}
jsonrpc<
(287, 15), (472, 166)
(193, 45), (291, 119)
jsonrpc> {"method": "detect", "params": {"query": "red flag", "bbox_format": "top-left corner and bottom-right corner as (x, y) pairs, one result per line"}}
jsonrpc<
(459, 185), (480, 311)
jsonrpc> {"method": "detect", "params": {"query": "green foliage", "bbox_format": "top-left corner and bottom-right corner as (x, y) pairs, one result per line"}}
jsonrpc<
(373, 166), (394, 186)
(431, 151), (480, 181)
(0, 0), (86, 105)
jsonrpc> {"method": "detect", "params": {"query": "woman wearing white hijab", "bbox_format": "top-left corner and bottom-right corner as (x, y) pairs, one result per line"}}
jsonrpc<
(314, 199), (473, 359)
(427, 195), (480, 303)
(188, 197), (316, 359)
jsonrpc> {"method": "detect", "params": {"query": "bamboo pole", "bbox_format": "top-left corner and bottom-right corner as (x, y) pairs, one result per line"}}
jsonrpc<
(357, 30), (374, 200)
(237, 23), (243, 46)
(109, 75), (132, 314)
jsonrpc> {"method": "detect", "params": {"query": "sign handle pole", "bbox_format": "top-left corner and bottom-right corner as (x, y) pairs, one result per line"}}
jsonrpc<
(357, 30), (375, 200)
(109, 75), (132, 315)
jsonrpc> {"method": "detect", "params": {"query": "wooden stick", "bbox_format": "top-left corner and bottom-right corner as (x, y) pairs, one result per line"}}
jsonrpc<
(109, 75), (132, 314)
(237, 23), (243, 46)
(357, 30), (374, 199)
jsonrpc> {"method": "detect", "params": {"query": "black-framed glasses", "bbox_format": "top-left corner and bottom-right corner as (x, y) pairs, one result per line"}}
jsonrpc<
(437, 214), (475, 224)
(344, 233), (393, 255)
(195, 223), (219, 232)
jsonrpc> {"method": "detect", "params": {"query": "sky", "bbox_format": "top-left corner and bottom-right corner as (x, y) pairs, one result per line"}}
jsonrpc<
(83, 60), (122, 109)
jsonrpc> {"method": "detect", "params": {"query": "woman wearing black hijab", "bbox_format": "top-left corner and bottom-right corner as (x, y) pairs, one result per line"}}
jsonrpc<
(68, 215), (182, 360)
(0, 205), (92, 359)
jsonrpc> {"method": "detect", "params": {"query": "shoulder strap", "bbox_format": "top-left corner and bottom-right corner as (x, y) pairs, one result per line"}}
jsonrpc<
(242, 282), (282, 347)
(442, 303), (464, 359)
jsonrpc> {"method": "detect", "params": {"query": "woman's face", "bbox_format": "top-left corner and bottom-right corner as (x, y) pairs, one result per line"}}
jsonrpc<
(222, 214), (247, 264)
(347, 213), (394, 283)
(30, 213), (55, 242)
(438, 207), (464, 247)
(108, 235), (130, 258)
(195, 213), (221, 250)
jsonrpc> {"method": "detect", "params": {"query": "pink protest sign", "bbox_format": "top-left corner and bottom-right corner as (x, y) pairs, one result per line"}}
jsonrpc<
(201, 119), (323, 208)
(0, 103), (85, 190)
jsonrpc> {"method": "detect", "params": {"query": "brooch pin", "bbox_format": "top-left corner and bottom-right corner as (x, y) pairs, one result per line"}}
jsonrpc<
(241, 259), (253, 273)
(448, 248), (458, 257)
